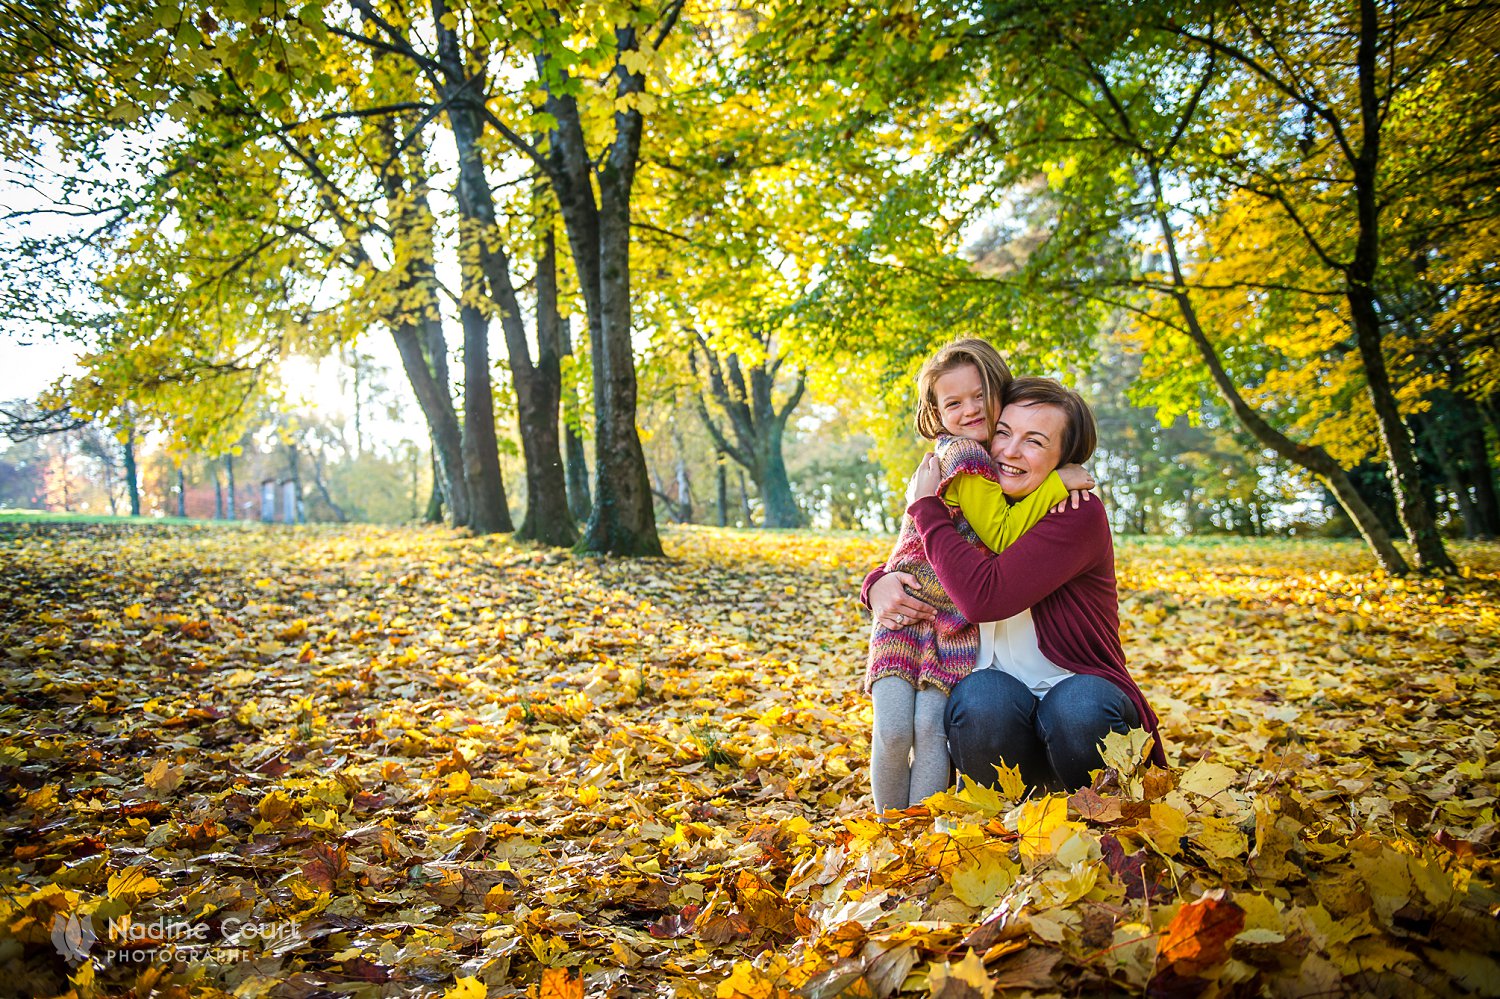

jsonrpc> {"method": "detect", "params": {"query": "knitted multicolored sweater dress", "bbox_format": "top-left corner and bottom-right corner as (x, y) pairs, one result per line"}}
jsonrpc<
(864, 435), (1000, 695)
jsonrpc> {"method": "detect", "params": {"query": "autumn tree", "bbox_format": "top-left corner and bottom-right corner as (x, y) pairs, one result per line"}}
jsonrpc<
(690, 335), (806, 529)
(768, 0), (1498, 573)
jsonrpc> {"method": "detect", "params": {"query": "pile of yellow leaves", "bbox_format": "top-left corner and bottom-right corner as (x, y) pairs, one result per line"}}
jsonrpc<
(0, 522), (1496, 997)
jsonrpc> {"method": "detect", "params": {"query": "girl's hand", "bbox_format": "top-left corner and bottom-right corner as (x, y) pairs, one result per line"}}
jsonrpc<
(869, 572), (936, 630)
(1057, 463), (1096, 492)
(1052, 463), (1097, 513)
(1051, 490), (1095, 514)
(906, 452), (941, 505)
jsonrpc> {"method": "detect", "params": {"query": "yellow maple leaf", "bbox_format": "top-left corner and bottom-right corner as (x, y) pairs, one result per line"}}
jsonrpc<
(442, 976), (488, 999)
(143, 759), (184, 795)
(1014, 796), (1072, 860)
(951, 851), (1017, 907)
(106, 866), (163, 902)
(927, 949), (995, 998)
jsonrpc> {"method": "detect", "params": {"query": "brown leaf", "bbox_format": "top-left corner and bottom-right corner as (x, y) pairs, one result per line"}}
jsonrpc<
(991, 948), (1061, 990)
(1069, 787), (1122, 823)
(647, 904), (699, 939)
(301, 842), (350, 890)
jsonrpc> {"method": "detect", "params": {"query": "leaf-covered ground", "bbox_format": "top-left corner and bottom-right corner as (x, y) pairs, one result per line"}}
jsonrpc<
(1, 521), (1497, 998)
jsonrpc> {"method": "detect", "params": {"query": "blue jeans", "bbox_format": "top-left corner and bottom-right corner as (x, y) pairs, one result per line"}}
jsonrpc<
(944, 670), (1140, 793)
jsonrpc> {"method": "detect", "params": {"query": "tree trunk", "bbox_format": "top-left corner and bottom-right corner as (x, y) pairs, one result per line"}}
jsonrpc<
(372, 122), (470, 529)
(757, 432), (800, 529)
(691, 340), (807, 529)
(1457, 395), (1500, 538)
(224, 453), (236, 521)
(123, 430), (141, 517)
(451, 168), (510, 533)
(213, 465), (223, 520)
(580, 161), (662, 554)
(540, 26), (663, 556)
(715, 451), (728, 527)
(1340, 0), (1453, 573)
(391, 317), (468, 528)
(738, 468), (753, 526)
(176, 466), (186, 518)
(431, 16), (510, 536)
(509, 222), (576, 547)
(559, 315), (593, 524)
(425, 451), (445, 523)
(457, 298), (512, 534)
(1146, 167), (1411, 573)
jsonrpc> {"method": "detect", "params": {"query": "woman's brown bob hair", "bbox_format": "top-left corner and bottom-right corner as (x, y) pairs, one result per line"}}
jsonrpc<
(914, 339), (1013, 441)
(1004, 377), (1098, 466)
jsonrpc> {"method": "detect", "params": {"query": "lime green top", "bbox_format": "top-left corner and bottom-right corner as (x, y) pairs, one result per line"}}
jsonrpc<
(943, 470), (1069, 553)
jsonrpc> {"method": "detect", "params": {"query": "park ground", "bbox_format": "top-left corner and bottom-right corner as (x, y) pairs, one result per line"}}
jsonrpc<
(1, 520), (1498, 997)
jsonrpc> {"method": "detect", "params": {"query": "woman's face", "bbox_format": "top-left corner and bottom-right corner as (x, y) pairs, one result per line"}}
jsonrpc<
(990, 401), (1068, 498)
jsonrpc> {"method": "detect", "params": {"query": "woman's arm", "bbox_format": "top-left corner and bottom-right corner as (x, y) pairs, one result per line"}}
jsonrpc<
(910, 494), (1105, 621)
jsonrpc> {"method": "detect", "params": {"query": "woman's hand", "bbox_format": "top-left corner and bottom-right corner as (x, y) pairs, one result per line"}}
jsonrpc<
(905, 452), (941, 506)
(868, 572), (936, 630)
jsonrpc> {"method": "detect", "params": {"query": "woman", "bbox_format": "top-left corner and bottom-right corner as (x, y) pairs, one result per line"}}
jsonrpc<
(863, 378), (1167, 792)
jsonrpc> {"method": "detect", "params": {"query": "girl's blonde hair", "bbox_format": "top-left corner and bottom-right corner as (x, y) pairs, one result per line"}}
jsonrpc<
(914, 338), (1013, 440)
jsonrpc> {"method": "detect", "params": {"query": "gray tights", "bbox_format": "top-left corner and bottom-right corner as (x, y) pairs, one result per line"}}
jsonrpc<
(870, 677), (951, 812)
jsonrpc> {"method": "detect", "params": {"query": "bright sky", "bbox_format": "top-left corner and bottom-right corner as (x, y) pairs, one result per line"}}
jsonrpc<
(0, 129), (434, 450)
(1, 336), (80, 399)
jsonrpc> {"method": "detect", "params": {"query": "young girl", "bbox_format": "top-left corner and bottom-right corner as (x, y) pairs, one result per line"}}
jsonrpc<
(866, 339), (1093, 813)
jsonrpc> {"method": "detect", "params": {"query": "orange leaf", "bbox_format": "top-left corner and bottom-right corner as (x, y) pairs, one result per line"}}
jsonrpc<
(539, 967), (583, 999)
(1155, 893), (1245, 977)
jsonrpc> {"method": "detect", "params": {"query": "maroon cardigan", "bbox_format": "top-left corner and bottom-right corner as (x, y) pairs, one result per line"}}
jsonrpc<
(862, 495), (1167, 767)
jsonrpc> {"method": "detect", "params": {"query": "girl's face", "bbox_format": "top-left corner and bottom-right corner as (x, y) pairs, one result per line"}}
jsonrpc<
(933, 364), (995, 443)
(990, 402), (1068, 498)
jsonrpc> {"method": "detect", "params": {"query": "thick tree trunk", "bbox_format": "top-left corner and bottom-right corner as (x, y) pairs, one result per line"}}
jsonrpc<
(458, 299), (512, 534)
(431, 13), (511, 535)
(450, 148), (510, 533)
(540, 25), (663, 556)
(580, 165), (662, 555)
(757, 433), (801, 529)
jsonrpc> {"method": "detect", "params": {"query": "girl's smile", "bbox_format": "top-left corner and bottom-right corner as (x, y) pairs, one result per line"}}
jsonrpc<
(933, 364), (996, 443)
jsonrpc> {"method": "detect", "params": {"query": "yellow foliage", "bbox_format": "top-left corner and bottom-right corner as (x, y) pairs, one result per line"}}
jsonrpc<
(0, 521), (1495, 995)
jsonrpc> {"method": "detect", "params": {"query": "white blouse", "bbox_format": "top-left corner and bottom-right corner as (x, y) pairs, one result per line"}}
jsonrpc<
(976, 608), (1073, 697)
